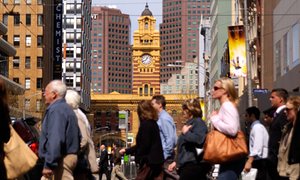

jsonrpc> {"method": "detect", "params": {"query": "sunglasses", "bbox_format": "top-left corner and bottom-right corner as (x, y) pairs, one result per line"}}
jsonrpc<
(213, 86), (223, 91)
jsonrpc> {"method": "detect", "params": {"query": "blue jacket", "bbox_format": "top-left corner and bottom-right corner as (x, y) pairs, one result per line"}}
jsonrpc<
(39, 98), (80, 169)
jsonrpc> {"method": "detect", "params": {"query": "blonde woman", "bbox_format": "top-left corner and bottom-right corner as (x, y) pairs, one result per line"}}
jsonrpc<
(277, 96), (300, 179)
(210, 77), (245, 179)
(65, 90), (99, 180)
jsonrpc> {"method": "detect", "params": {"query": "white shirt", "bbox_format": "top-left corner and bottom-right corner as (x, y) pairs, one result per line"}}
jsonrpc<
(249, 120), (269, 159)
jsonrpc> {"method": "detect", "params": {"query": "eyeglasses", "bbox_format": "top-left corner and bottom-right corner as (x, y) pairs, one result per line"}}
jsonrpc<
(213, 86), (223, 91)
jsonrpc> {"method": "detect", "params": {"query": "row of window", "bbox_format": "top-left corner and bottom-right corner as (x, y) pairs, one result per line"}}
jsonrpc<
(108, 83), (131, 88)
(24, 99), (42, 112)
(108, 28), (128, 34)
(161, 33), (182, 40)
(12, 56), (43, 69)
(66, 3), (82, 14)
(187, 4), (210, 9)
(108, 23), (128, 29)
(108, 34), (129, 40)
(5, 35), (43, 47)
(13, 77), (42, 90)
(108, 62), (131, 67)
(2, 0), (43, 4)
(107, 72), (131, 78)
(2, 14), (43, 26)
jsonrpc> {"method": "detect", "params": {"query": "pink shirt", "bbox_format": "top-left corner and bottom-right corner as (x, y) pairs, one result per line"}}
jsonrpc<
(211, 101), (240, 136)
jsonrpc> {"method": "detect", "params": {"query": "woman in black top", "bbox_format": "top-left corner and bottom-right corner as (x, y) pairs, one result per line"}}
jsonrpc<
(0, 79), (11, 180)
(120, 100), (164, 180)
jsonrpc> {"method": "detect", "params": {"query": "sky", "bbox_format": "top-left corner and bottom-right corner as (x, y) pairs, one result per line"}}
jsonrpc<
(92, 0), (162, 39)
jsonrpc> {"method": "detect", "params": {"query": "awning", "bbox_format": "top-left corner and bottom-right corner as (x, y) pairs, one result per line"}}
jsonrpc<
(0, 75), (25, 95)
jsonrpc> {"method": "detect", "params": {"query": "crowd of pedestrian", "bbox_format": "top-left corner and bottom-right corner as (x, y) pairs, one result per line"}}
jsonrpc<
(0, 78), (299, 180)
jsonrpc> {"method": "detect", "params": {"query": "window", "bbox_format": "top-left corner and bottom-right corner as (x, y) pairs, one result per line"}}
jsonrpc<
(26, 35), (31, 47)
(292, 23), (299, 63)
(26, 14), (31, 25)
(37, 14), (43, 26)
(14, 0), (20, 4)
(26, 0), (31, 4)
(13, 35), (20, 46)
(14, 14), (20, 25)
(13, 78), (19, 83)
(37, 35), (43, 47)
(25, 78), (30, 89)
(3, 0), (8, 4)
(13, 56), (19, 68)
(25, 99), (30, 110)
(25, 57), (30, 68)
(37, 57), (43, 68)
(2, 14), (8, 25)
(66, 3), (75, 14)
(37, 0), (42, 4)
(36, 78), (42, 89)
(36, 99), (42, 112)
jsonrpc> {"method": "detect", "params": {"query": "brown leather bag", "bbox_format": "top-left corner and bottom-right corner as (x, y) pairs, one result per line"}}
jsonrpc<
(203, 130), (248, 164)
(4, 125), (38, 179)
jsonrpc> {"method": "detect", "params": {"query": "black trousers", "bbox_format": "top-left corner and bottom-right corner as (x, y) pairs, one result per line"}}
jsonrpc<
(178, 162), (210, 180)
(99, 167), (111, 180)
(252, 159), (267, 180)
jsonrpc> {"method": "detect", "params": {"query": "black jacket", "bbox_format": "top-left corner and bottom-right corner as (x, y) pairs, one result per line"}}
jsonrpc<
(126, 119), (164, 166)
(268, 108), (288, 164)
(99, 149), (109, 169)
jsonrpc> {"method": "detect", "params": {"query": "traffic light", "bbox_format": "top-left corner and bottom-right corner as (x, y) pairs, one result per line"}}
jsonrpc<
(0, 22), (16, 56)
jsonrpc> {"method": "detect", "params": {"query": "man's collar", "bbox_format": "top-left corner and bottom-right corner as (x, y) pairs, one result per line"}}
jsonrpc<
(276, 105), (286, 113)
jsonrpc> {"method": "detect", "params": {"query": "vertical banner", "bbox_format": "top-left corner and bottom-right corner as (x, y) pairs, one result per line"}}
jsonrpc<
(228, 25), (247, 77)
(53, 0), (63, 79)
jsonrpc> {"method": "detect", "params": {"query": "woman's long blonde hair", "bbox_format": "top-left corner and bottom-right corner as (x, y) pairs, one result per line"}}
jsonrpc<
(217, 77), (239, 105)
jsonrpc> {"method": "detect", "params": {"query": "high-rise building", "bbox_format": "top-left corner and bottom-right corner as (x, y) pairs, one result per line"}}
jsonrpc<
(44, 0), (92, 111)
(91, 6), (132, 94)
(160, 0), (211, 84)
(0, 0), (44, 119)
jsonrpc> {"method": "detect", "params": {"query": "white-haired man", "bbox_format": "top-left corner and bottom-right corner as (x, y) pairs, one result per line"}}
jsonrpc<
(39, 80), (80, 180)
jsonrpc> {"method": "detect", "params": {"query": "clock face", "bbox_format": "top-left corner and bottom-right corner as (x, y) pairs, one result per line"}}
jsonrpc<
(141, 55), (152, 65)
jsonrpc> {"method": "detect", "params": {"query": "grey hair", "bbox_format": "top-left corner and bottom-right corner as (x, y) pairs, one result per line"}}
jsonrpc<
(49, 80), (67, 98)
(65, 89), (81, 109)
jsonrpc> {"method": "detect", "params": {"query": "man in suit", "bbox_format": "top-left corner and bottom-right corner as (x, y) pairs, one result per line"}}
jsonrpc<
(99, 144), (111, 180)
(267, 88), (289, 179)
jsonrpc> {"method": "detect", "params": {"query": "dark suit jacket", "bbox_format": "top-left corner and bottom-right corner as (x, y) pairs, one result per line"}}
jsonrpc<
(99, 149), (109, 169)
(126, 119), (164, 166)
(268, 108), (288, 164)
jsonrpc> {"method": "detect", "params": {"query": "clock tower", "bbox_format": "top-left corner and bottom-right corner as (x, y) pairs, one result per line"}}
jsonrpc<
(132, 3), (161, 96)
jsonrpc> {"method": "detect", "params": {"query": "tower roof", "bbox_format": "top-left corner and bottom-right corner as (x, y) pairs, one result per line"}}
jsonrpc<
(141, 3), (153, 16)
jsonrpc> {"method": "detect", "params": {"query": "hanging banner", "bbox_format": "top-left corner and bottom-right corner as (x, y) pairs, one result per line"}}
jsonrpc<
(228, 25), (247, 78)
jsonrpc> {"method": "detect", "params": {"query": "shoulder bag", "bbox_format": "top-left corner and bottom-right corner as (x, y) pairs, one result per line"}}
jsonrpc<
(4, 125), (38, 179)
(203, 130), (248, 164)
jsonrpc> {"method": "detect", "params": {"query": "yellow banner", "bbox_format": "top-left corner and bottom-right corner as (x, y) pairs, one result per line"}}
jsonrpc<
(228, 25), (247, 78)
